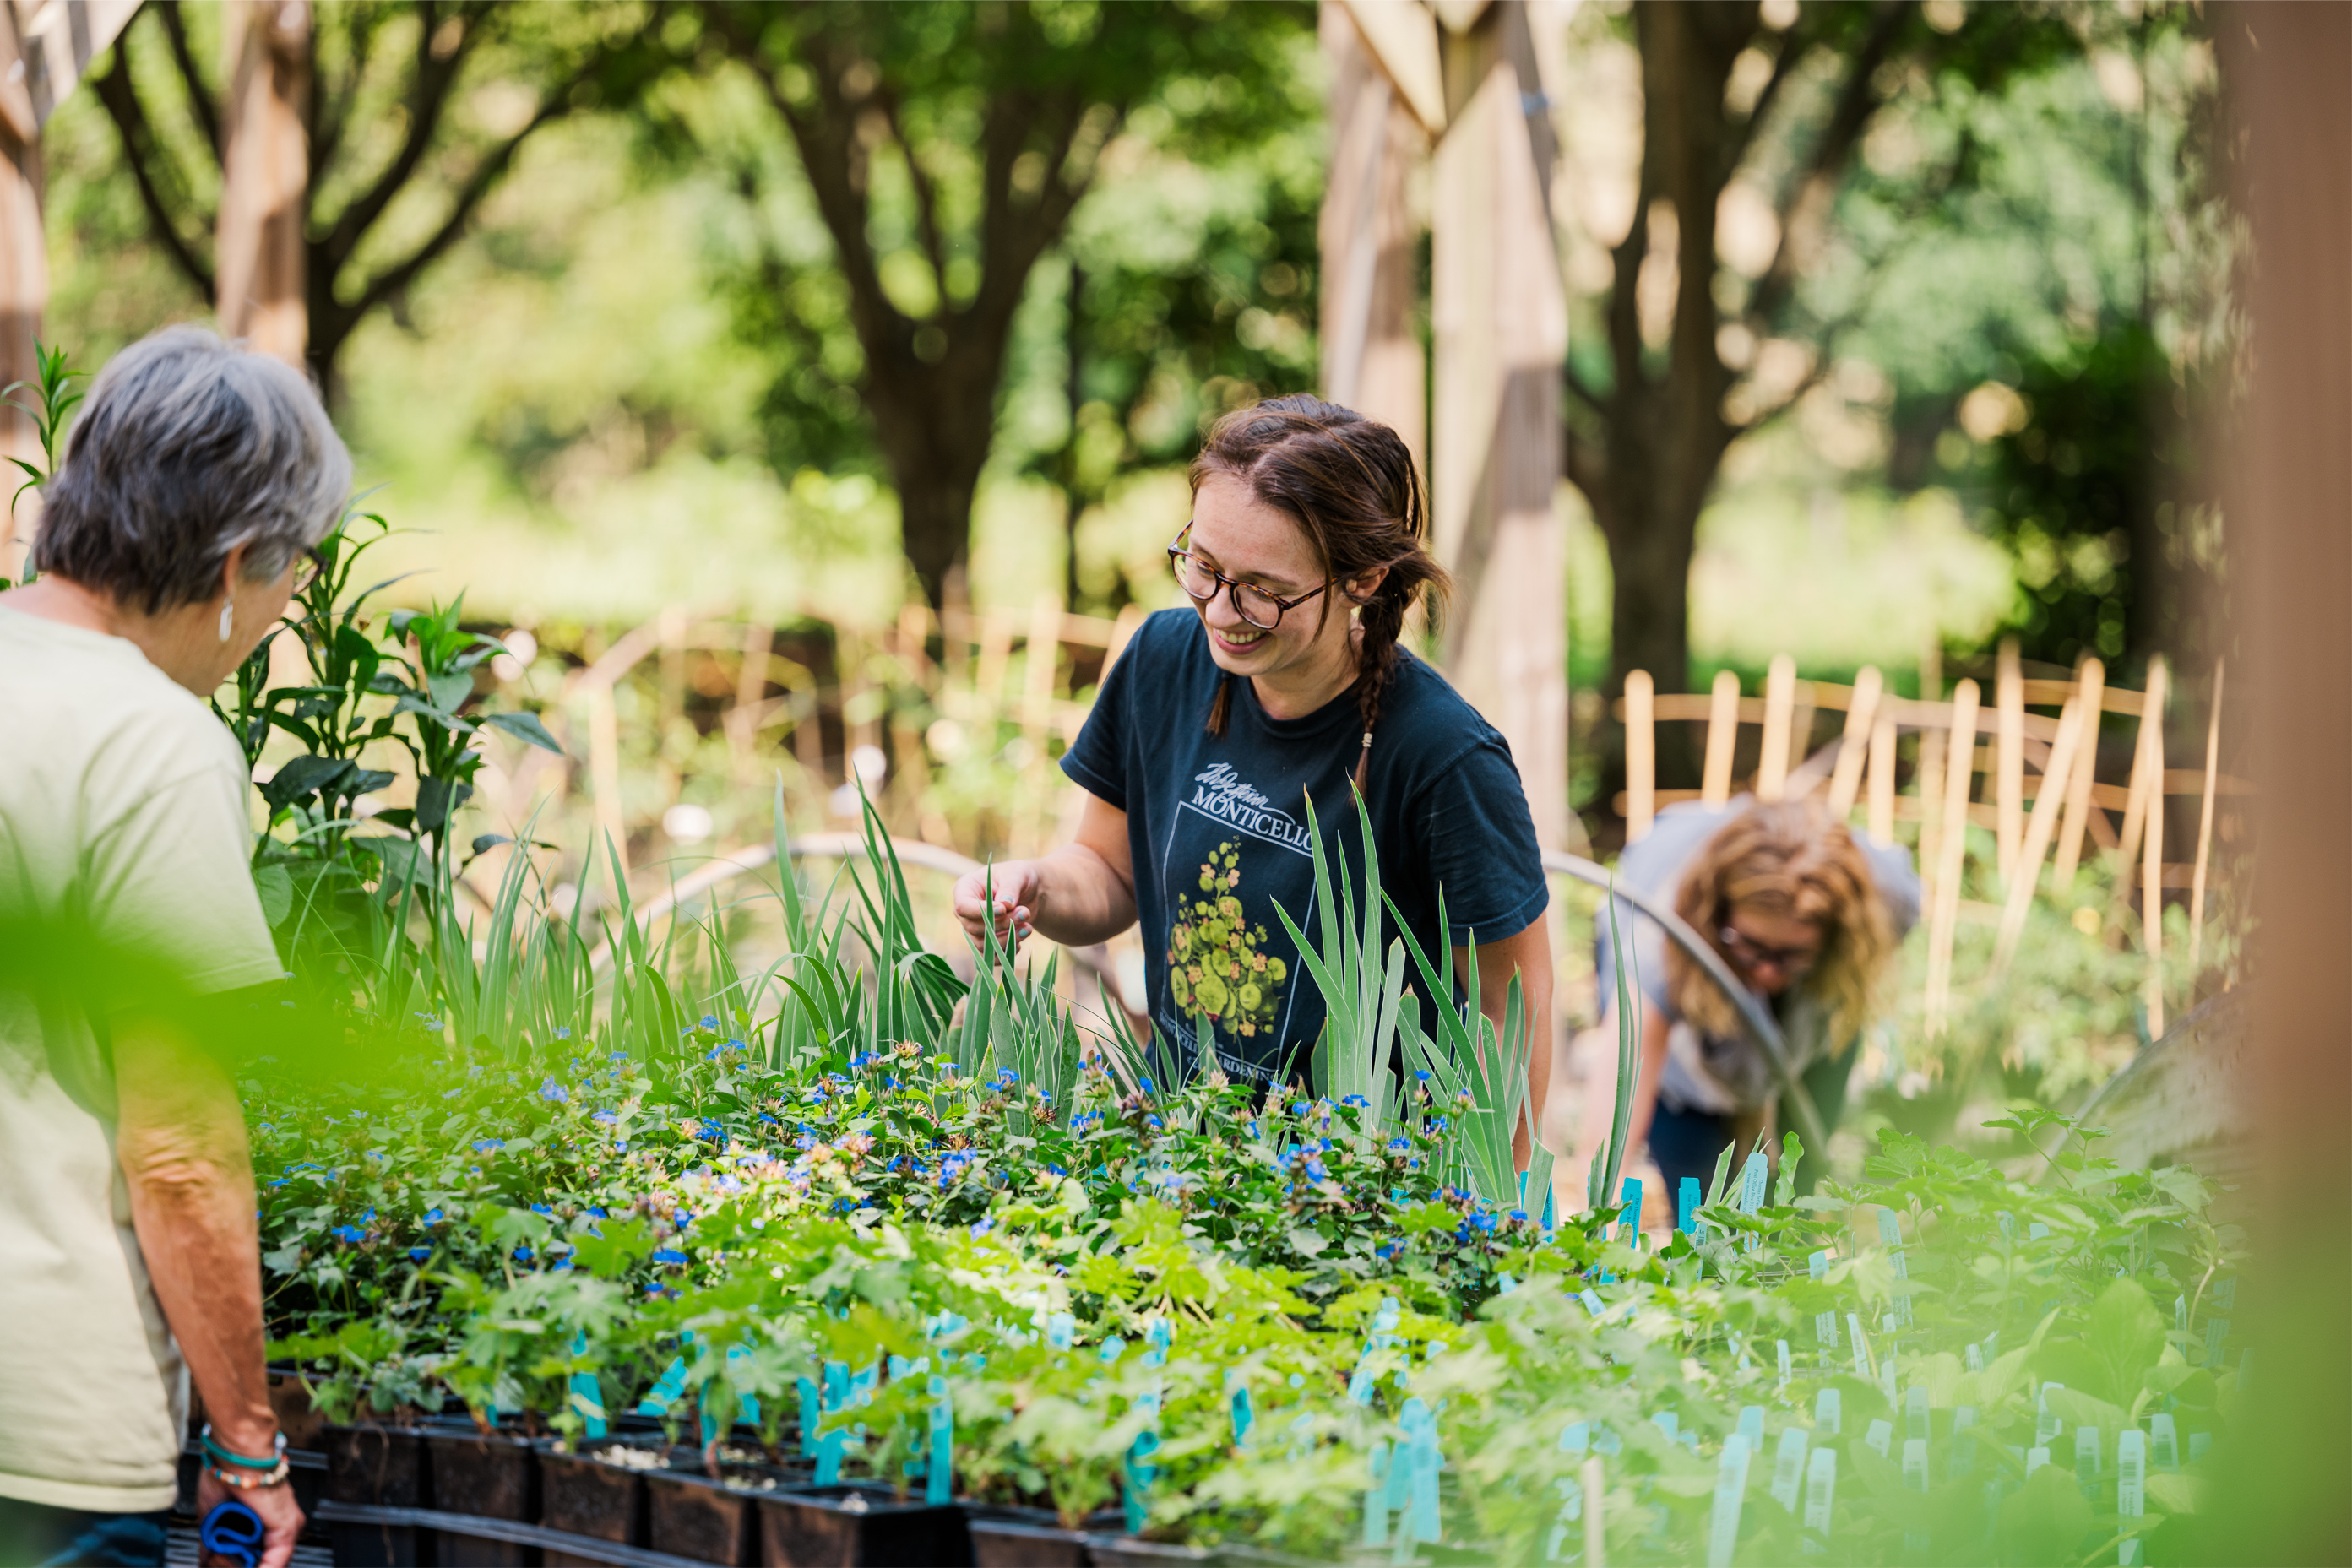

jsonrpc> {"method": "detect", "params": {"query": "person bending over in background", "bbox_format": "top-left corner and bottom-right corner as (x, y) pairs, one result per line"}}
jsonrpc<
(0, 327), (350, 1568)
(951, 394), (1553, 1160)
(1556, 798), (1919, 1207)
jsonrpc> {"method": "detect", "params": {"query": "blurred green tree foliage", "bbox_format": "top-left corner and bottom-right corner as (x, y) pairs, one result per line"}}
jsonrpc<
(1562, 0), (2222, 713)
(678, 0), (1317, 611)
(89, 0), (669, 406)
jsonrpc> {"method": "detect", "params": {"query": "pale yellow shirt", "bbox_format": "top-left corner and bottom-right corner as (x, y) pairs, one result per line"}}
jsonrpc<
(0, 605), (284, 1511)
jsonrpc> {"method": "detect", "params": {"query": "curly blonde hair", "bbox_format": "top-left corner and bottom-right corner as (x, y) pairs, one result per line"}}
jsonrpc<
(1665, 801), (1895, 1055)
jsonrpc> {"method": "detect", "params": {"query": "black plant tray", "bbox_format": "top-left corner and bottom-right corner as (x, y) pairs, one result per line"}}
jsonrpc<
(316, 1500), (718, 1568)
(753, 1481), (971, 1567)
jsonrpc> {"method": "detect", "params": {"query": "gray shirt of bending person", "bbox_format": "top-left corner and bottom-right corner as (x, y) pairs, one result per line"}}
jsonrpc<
(1594, 799), (1921, 1117)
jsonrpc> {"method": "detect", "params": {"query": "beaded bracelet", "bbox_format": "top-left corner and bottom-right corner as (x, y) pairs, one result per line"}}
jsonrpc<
(201, 1425), (287, 1471)
(206, 1457), (291, 1490)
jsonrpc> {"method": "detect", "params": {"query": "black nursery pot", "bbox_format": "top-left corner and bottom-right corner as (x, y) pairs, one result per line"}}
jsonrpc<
(535, 1442), (653, 1545)
(323, 1424), (430, 1567)
(963, 1503), (1089, 1568)
(754, 1484), (972, 1568)
(421, 1427), (540, 1568)
(644, 1457), (793, 1566)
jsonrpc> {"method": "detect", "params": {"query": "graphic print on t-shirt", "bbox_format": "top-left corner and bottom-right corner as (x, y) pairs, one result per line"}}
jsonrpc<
(1157, 762), (1319, 1082)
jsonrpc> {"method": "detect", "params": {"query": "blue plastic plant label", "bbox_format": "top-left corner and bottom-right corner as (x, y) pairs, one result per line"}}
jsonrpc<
(1777, 1340), (1793, 1387)
(1815, 1388), (1840, 1436)
(2035, 1384), (2064, 1446)
(1902, 1437), (1928, 1493)
(1707, 1431), (1751, 1568)
(1865, 1419), (1893, 1458)
(2116, 1429), (2145, 1519)
(1802, 1447), (1837, 1548)
(1772, 1425), (1808, 1512)
(1739, 1406), (1764, 1448)
(2149, 1413), (2178, 1470)
(1905, 1385), (1929, 1442)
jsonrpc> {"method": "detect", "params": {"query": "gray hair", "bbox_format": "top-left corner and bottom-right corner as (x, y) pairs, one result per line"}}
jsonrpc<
(33, 326), (352, 614)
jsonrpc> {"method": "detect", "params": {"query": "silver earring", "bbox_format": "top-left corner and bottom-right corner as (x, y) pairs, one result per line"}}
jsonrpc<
(218, 599), (235, 643)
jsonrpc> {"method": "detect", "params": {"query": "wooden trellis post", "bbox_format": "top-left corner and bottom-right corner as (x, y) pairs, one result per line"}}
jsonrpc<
(2052, 656), (2106, 891)
(2115, 656), (2169, 903)
(1701, 670), (1740, 808)
(1823, 665), (1882, 822)
(1623, 669), (1655, 843)
(1992, 695), (2089, 976)
(1866, 710), (1897, 848)
(1756, 655), (1796, 801)
(1995, 638), (2023, 885)
(1321, 0), (1574, 854)
(218, 0), (310, 366)
(1924, 680), (1980, 1038)
(0, 0), (137, 579)
(1318, 0), (1434, 480)
(2189, 659), (2224, 969)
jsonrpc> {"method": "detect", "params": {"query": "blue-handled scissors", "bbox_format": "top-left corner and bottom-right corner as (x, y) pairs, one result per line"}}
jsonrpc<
(198, 1499), (266, 1568)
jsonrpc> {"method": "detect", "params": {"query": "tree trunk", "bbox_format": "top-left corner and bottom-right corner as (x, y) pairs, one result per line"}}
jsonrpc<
(866, 335), (1006, 612)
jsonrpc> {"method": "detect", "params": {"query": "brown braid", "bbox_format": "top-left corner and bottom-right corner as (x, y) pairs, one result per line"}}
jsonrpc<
(1187, 394), (1449, 793)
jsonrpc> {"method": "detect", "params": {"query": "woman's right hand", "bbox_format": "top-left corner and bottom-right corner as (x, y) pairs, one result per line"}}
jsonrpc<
(953, 860), (1041, 947)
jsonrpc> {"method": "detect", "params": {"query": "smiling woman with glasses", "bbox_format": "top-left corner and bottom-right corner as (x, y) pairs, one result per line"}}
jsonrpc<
(951, 394), (1552, 1157)
(1553, 798), (1920, 1210)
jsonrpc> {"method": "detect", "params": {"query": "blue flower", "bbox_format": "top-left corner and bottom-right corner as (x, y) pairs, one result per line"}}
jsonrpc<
(530, 1202), (554, 1215)
(1376, 1240), (1401, 1261)
(586, 1206), (608, 1219)
(971, 1217), (996, 1239)
(423, 1207), (444, 1225)
(408, 1246), (431, 1262)
(1290, 1100), (1310, 1116)
(329, 1224), (366, 1244)
(700, 1014), (720, 1029)
(1469, 1212), (1499, 1234)
(513, 1245), (533, 1262)
(539, 1078), (569, 1104)
(1507, 1209), (1529, 1224)
(651, 1248), (688, 1266)
(1138, 1077), (1154, 1095)
(472, 1138), (503, 1153)
(1387, 1137), (1412, 1155)
(554, 1027), (572, 1040)
(1413, 1070), (1431, 1083)
(1343, 1094), (1370, 1110)
(592, 1110), (619, 1126)
(1302, 1157), (1330, 1183)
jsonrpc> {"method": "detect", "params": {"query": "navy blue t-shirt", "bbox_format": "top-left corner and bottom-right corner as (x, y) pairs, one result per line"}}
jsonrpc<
(1061, 609), (1549, 1085)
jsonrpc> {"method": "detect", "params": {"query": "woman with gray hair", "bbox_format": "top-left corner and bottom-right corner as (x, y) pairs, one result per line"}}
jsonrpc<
(0, 326), (348, 1568)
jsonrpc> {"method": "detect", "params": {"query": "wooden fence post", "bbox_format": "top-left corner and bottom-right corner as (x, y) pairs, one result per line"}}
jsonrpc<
(2143, 675), (2168, 1038)
(1996, 637), (2023, 885)
(1623, 669), (1654, 843)
(1925, 680), (1980, 1038)
(1824, 665), (1882, 822)
(1702, 670), (1741, 808)
(2115, 655), (2169, 899)
(1756, 654), (1796, 802)
(1992, 695), (2089, 976)
(2189, 659), (2225, 970)
(2052, 655), (2106, 891)
(1866, 711), (1897, 848)
(728, 621), (773, 783)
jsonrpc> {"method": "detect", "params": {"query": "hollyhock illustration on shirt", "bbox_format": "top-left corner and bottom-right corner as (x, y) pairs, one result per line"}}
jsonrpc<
(1167, 838), (1288, 1038)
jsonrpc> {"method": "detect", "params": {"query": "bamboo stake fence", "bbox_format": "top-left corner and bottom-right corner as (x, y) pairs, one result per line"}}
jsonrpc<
(1610, 654), (2242, 1037)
